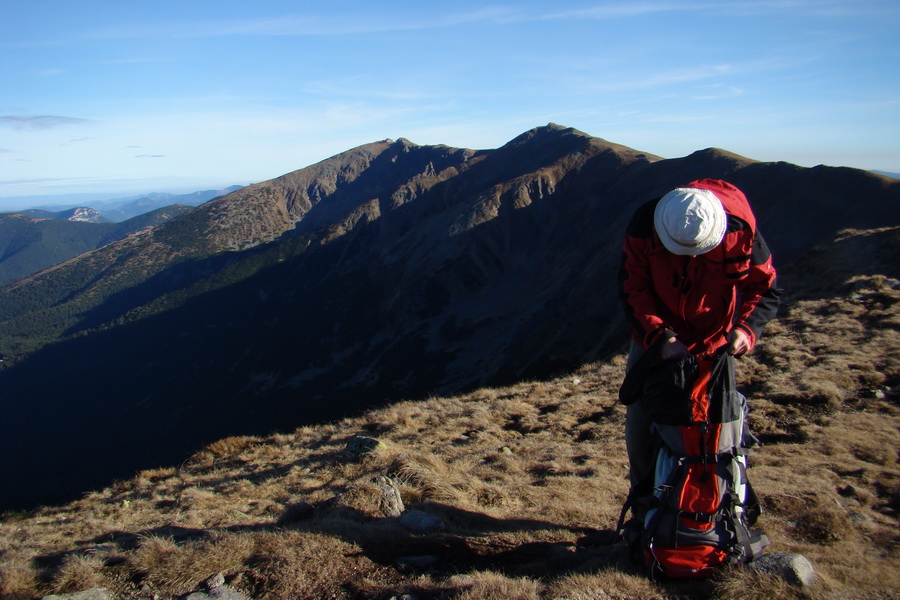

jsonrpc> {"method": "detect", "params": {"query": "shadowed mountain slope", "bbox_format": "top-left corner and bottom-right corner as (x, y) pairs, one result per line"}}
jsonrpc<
(0, 124), (898, 511)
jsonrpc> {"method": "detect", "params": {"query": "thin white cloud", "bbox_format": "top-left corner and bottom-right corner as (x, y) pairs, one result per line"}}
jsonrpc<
(87, 6), (520, 40)
(542, 3), (694, 20)
(0, 176), (94, 186)
(0, 115), (91, 130)
(585, 64), (734, 93)
(543, 1), (900, 20)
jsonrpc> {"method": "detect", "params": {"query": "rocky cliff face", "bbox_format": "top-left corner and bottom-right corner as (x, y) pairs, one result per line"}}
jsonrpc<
(0, 124), (897, 511)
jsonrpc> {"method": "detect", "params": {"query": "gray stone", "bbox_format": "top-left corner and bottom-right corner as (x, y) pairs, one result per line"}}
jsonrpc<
(399, 509), (445, 533)
(374, 475), (405, 517)
(344, 436), (384, 460)
(43, 590), (112, 600)
(749, 552), (817, 587)
(204, 573), (226, 589)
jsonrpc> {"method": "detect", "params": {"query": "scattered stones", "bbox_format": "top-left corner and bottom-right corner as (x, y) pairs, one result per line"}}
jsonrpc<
(344, 436), (385, 460)
(748, 552), (817, 588)
(399, 509), (445, 534)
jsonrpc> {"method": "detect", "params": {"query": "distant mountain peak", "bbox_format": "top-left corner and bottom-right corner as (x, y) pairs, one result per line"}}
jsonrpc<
(687, 147), (757, 166)
(506, 123), (590, 146)
(65, 207), (105, 223)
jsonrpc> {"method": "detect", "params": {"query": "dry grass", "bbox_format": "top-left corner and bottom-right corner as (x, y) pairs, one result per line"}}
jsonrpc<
(710, 567), (829, 600)
(1, 232), (899, 599)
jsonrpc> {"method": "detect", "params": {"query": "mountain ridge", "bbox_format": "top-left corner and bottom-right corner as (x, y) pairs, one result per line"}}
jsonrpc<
(0, 124), (898, 511)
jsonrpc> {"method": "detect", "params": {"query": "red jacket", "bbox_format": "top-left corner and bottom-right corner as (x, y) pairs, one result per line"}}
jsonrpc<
(619, 179), (781, 356)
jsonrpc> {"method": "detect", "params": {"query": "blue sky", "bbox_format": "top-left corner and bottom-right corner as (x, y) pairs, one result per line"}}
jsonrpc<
(1, 1), (898, 205)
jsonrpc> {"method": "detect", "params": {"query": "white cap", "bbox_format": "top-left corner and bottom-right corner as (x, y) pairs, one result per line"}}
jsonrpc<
(654, 187), (726, 255)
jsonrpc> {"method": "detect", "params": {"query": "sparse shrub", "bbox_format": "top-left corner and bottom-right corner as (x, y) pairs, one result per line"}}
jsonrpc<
(130, 535), (197, 593)
(792, 505), (852, 544)
(129, 533), (258, 596)
(202, 436), (261, 458)
(545, 570), (662, 600)
(0, 559), (37, 600)
(762, 493), (807, 518)
(798, 380), (845, 410)
(137, 466), (177, 481)
(452, 570), (542, 600)
(387, 452), (460, 501)
(472, 483), (511, 508)
(711, 566), (822, 600)
(50, 554), (107, 595)
(850, 443), (894, 466)
(241, 531), (364, 600)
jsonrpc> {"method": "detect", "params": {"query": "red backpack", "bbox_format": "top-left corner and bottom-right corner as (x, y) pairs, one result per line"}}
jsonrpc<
(619, 350), (769, 578)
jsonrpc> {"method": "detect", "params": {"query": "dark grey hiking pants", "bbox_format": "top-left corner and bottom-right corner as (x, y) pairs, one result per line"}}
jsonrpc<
(624, 341), (656, 512)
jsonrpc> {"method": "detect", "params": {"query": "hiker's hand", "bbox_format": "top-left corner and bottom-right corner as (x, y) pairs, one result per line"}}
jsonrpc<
(727, 329), (751, 357)
(660, 337), (691, 360)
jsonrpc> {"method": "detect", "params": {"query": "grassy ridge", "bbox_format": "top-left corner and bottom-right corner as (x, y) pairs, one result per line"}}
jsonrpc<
(0, 229), (897, 600)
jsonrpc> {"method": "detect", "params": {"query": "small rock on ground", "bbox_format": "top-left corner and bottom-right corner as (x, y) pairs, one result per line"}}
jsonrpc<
(399, 509), (445, 533)
(344, 436), (384, 459)
(749, 552), (817, 587)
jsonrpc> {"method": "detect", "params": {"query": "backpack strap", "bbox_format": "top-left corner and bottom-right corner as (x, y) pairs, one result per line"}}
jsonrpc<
(722, 490), (770, 563)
